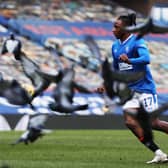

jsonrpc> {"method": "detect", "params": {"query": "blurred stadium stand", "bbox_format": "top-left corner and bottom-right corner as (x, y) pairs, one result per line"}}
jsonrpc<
(0, 0), (168, 129)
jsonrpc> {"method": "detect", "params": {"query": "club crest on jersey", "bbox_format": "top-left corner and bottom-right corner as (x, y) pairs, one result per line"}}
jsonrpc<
(125, 46), (129, 53)
(114, 49), (117, 53)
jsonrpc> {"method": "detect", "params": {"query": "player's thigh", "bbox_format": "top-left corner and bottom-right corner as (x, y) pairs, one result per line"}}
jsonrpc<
(140, 93), (158, 112)
(124, 111), (139, 126)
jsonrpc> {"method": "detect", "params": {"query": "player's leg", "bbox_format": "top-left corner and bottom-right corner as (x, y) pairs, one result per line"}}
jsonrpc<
(124, 112), (160, 152)
(152, 118), (168, 134)
(123, 93), (149, 142)
(139, 93), (168, 163)
(123, 92), (168, 163)
(140, 93), (168, 135)
(124, 112), (144, 139)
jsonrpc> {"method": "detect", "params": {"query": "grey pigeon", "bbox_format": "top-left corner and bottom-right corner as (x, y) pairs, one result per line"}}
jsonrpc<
(19, 52), (63, 100)
(12, 115), (49, 145)
(49, 66), (88, 113)
(123, 2), (168, 37)
(102, 59), (145, 104)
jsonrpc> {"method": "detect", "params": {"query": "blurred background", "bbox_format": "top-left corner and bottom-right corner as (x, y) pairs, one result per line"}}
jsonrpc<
(0, 0), (168, 129)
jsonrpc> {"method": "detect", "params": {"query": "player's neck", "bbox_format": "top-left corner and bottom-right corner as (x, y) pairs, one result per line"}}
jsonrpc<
(120, 33), (132, 44)
(120, 33), (131, 42)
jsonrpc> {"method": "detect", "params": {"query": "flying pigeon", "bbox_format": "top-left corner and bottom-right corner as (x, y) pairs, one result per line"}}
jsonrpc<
(49, 66), (89, 113)
(1, 33), (22, 60)
(12, 115), (49, 145)
(102, 58), (145, 105)
(19, 52), (63, 100)
(124, 17), (168, 38)
(123, 2), (168, 37)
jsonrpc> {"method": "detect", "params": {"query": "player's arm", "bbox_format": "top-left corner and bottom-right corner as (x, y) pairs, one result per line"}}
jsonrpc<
(129, 40), (150, 65)
(119, 39), (150, 65)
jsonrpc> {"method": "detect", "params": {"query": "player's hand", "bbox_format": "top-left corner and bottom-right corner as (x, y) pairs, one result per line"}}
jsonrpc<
(95, 86), (105, 93)
(119, 54), (130, 64)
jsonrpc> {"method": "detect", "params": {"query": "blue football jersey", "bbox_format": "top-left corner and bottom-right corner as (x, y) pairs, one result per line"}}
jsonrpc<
(111, 34), (156, 94)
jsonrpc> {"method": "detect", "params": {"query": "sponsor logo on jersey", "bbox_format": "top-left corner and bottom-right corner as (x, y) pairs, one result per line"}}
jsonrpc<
(118, 62), (133, 71)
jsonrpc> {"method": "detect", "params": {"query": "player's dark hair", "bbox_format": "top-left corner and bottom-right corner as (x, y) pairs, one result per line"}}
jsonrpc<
(118, 13), (136, 26)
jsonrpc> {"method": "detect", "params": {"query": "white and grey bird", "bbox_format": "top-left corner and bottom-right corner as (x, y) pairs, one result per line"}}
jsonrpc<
(12, 115), (50, 145)
(1, 33), (22, 60)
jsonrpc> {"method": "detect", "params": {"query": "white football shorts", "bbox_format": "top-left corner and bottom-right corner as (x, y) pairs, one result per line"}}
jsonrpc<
(122, 92), (158, 113)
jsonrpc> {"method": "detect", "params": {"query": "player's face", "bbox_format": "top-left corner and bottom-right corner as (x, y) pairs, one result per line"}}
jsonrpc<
(112, 19), (125, 39)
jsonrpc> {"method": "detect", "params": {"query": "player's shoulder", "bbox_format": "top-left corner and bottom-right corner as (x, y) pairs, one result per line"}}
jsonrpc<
(112, 39), (120, 48)
(133, 35), (145, 43)
(133, 35), (147, 48)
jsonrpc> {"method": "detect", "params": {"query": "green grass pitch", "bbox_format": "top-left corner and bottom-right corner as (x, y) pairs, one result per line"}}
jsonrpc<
(0, 130), (168, 168)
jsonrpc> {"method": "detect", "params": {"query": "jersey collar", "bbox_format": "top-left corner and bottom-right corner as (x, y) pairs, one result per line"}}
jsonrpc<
(119, 34), (134, 45)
